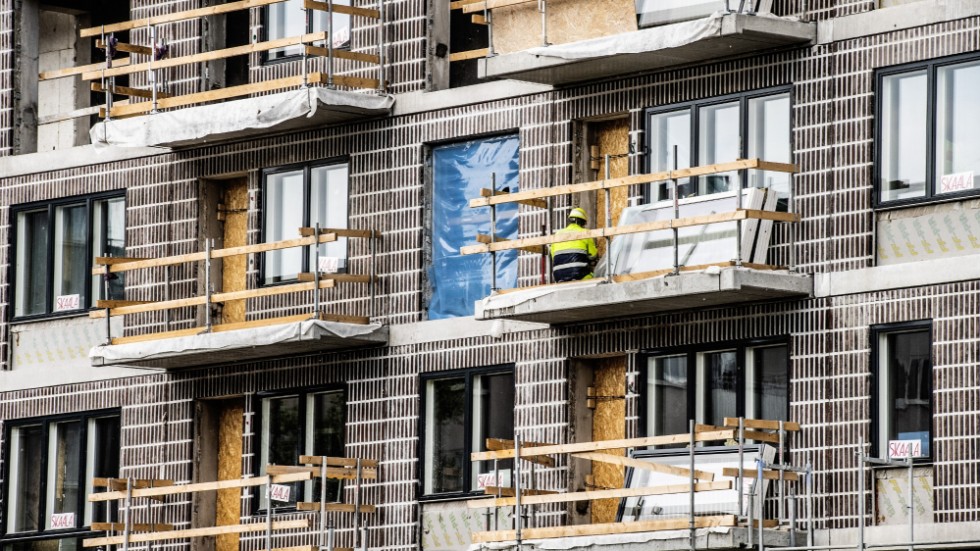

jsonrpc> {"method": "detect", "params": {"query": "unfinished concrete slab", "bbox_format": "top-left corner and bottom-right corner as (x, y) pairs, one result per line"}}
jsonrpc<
(90, 87), (394, 149)
(479, 14), (815, 86)
(475, 268), (813, 324)
(89, 318), (388, 369)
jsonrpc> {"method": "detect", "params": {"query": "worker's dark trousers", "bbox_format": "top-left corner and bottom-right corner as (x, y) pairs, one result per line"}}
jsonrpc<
(553, 252), (592, 282)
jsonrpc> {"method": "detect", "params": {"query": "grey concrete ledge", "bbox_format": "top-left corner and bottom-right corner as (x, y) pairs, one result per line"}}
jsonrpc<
(814, 252), (980, 297)
(392, 80), (553, 116)
(388, 316), (549, 347)
(817, 0), (980, 44)
(0, 143), (166, 179)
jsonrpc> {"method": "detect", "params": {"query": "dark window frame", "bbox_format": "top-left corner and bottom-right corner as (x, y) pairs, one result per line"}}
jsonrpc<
(639, 337), (791, 438)
(874, 51), (980, 208)
(417, 364), (515, 501)
(870, 320), (934, 462)
(9, 191), (125, 321)
(260, 157), (350, 286)
(1, 409), (121, 540)
(643, 85), (793, 204)
(251, 385), (347, 513)
(261, 0), (352, 65)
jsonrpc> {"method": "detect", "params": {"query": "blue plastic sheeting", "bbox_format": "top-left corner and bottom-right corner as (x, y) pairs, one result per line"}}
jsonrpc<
(429, 135), (520, 319)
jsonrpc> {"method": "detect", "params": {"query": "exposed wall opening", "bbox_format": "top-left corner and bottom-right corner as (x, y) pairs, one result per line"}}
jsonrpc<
(192, 398), (246, 551)
(199, 176), (251, 326)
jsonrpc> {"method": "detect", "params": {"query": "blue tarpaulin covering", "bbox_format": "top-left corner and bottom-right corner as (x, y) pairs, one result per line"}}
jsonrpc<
(429, 135), (520, 319)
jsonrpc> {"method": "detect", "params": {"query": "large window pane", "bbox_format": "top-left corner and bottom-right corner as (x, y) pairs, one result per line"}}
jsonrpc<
(260, 396), (301, 507)
(880, 71), (928, 202)
(7, 425), (43, 533)
(92, 198), (126, 303)
(424, 377), (467, 494)
(264, 170), (305, 284)
(646, 355), (689, 439)
(748, 345), (788, 422)
(935, 60), (980, 194)
(16, 210), (49, 316)
(52, 204), (88, 310)
(879, 329), (932, 458)
(85, 417), (121, 525)
(471, 372), (514, 488)
(309, 390), (345, 501)
(267, 0), (351, 60)
(748, 93), (792, 203)
(698, 101), (741, 196)
(45, 421), (82, 529)
(701, 350), (738, 427)
(650, 110), (691, 201)
(310, 164), (350, 273)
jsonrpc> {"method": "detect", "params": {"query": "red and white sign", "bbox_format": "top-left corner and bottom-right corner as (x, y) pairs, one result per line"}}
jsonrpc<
(269, 483), (291, 502)
(476, 473), (499, 490)
(940, 171), (975, 193)
(318, 256), (340, 274)
(54, 294), (80, 312)
(888, 439), (922, 459)
(50, 513), (75, 529)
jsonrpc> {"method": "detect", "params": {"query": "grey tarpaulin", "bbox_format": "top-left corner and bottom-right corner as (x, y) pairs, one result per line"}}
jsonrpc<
(90, 87), (394, 149)
(90, 319), (388, 369)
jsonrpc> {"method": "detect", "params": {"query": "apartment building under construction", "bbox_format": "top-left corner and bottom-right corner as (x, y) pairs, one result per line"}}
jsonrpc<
(1, 2), (980, 551)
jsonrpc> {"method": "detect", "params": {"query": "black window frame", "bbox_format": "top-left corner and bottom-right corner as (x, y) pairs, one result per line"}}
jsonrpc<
(874, 52), (980, 208)
(870, 320), (934, 462)
(260, 157), (350, 286)
(261, 0), (352, 64)
(643, 86), (793, 204)
(1, 409), (121, 540)
(639, 338), (791, 439)
(9, 191), (126, 321)
(251, 385), (347, 513)
(417, 364), (516, 501)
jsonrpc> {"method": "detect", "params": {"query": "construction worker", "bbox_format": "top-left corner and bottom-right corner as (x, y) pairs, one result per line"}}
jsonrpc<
(551, 207), (597, 282)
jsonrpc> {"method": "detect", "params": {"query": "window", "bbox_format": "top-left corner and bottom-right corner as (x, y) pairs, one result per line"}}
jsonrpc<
(262, 161), (349, 285)
(873, 322), (932, 459)
(421, 367), (515, 496)
(13, 195), (125, 318)
(4, 413), (120, 537)
(646, 89), (791, 204)
(428, 135), (520, 319)
(877, 54), (980, 205)
(257, 388), (346, 509)
(644, 343), (789, 440)
(265, 0), (350, 61)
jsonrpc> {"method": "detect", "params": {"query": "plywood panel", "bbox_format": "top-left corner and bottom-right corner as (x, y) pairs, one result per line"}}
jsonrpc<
(591, 356), (626, 524)
(216, 401), (244, 551)
(492, 0), (638, 55)
(221, 179), (249, 324)
(594, 118), (630, 259)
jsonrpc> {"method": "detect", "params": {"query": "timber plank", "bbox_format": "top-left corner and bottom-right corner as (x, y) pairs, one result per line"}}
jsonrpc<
(298, 227), (380, 239)
(721, 467), (799, 481)
(295, 502), (376, 513)
(485, 438), (556, 467)
(297, 273), (374, 284)
(274, 546), (353, 551)
(475, 234), (545, 255)
(40, 58), (131, 81)
(304, 0), (381, 18)
(479, 188), (548, 209)
(92, 82), (174, 99)
(571, 452), (714, 481)
(95, 40), (153, 56)
(83, 519), (309, 547)
(471, 515), (737, 542)
(266, 464), (377, 480)
(724, 418), (801, 432)
(449, 48), (488, 62)
(462, 0), (537, 13)
(304, 46), (380, 64)
(93, 477), (174, 489)
(299, 455), (380, 468)
(471, 431), (735, 461)
(89, 472), (312, 502)
(483, 487), (558, 497)
(81, 0), (287, 37)
(468, 480), (731, 508)
(92, 522), (174, 532)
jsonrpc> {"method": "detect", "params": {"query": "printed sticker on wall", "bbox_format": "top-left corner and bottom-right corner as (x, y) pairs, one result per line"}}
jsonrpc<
(269, 484), (292, 502)
(50, 513), (75, 529)
(318, 256), (340, 274)
(55, 294), (80, 312)
(940, 171), (975, 193)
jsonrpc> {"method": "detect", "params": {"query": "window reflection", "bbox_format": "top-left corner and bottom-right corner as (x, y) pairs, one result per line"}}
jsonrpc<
(880, 71), (928, 202)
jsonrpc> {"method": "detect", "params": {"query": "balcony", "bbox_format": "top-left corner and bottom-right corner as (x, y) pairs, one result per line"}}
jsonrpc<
(461, 159), (813, 325)
(42, 0), (393, 149)
(461, 0), (815, 86)
(88, 228), (386, 369)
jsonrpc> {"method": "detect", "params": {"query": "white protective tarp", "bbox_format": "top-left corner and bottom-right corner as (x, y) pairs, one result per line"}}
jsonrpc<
(90, 87), (394, 149)
(90, 318), (386, 366)
(472, 527), (734, 551)
(475, 278), (604, 314)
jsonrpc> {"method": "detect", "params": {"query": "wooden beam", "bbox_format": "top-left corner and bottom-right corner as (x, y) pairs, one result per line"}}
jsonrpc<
(486, 438), (556, 467)
(469, 159), (797, 208)
(721, 467), (799, 481)
(265, 465), (378, 480)
(468, 480), (731, 509)
(39, 58), (131, 81)
(298, 227), (380, 239)
(304, 0), (381, 19)
(299, 455), (380, 469)
(476, 234), (545, 254)
(94, 256), (150, 265)
(92, 477), (174, 489)
(696, 424), (779, 444)
(295, 502), (376, 513)
(471, 14), (487, 24)
(462, 0), (538, 14)
(89, 472), (312, 502)
(471, 431), (735, 462)
(483, 487), (558, 497)
(90, 278), (335, 319)
(274, 546), (353, 551)
(471, 515), (737, 542)
(325, 75), (381, 90)
(304, 45), (380, 64)
(38, 105), (103, 125)
(319, 313), (371, 325)
(95, 300), (153, 309)
(95, 39), (153, 56)
(450, 0), (483, 8)
(460, 210), (796, 256)
(80, 0), (288, 37)
(571, 452), (714, 481)
(84, 32), (328, 81)
(93, 233), (336, 275)
(92, 82), (174, 99)
(92, 522), (174, 532)
(297, 273), (374, 284)
(479, 188), (548, 209)
(83, 519), (309, 547)
(449, 48), (488, 62)
(110, 327), (205, 345)
(724, 418), (801, 432)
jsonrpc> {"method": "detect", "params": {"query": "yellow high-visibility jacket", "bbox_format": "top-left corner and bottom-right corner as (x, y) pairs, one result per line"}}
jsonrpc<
(551, 222), (597, 281)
